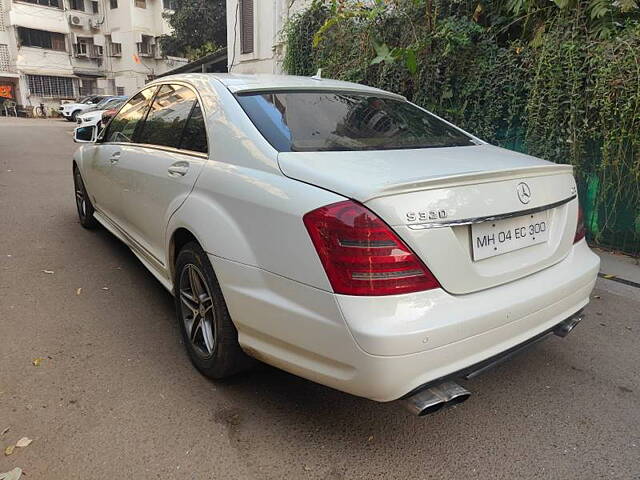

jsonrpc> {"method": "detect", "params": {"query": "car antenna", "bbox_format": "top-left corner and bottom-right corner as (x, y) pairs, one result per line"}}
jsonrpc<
(311, 68), (322, 80)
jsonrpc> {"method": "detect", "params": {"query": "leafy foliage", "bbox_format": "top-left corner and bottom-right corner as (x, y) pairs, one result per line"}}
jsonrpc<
(159, 0), (226, 60)
(283, 0), (640, 255)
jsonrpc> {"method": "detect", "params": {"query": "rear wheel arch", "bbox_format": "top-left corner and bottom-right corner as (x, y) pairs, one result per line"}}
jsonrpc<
(168, 227), (202, 282)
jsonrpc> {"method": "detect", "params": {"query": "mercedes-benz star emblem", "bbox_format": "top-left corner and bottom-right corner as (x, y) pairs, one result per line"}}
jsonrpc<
(516, 182), (531, 204)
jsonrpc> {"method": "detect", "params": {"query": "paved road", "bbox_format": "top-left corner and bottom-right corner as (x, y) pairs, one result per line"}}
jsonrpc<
(1, 118), (639, 479)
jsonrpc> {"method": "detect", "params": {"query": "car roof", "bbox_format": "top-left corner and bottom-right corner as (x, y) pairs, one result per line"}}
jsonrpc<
(151, 73), (405, 100)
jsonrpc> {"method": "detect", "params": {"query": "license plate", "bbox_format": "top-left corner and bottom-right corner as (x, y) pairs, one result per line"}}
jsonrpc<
(471, 211), (549, 261)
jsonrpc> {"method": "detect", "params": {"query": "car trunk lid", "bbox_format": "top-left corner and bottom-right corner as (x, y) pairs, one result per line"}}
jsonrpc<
(279, 144), (578, 294)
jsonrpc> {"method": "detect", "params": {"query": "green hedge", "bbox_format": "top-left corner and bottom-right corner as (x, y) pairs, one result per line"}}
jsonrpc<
(282, 0), (640, 256)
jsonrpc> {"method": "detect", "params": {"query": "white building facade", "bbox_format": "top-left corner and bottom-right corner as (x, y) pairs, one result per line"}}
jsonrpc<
(0, 0), (186, 110)
(225, 0), (310, 74)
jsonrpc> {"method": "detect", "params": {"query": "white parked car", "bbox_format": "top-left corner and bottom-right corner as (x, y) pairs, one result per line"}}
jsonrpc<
(72, 74), (600, 416)
(75, 96), (128, 140)
(59, 95), (112, 122)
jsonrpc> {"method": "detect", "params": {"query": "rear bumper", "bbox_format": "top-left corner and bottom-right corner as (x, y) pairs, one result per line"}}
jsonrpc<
(211, 240), (599, 402)
(402, 309), (584, 398)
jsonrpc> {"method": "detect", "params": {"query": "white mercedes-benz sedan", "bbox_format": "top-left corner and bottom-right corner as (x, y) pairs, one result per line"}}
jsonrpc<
(72, 74), (600, 415)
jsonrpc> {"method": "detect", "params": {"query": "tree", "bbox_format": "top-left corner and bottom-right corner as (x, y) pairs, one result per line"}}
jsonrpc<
(160, 0), (226, 60)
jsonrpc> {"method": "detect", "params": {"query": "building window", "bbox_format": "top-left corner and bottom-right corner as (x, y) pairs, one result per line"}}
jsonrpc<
(74, 38), (102, 58)
(69, 0), (84, 11)
(137, 35), (153, 57)
(27, 75), (74, 97)
(116, 86), (125, 96)
(240, 0), (254, 54)
(74, 37), (91, 56)
(106, 36), (122, 56)
(0, 44), (10, 71)
(134, 0), (145, 8)
(18, 0), (61, 8)
(91, 0), (98, 12)
(109, 0), (117, 8)
(79, 78), (97, 96)
(162, 0), (175, 9)
(18, 27), (66, 51)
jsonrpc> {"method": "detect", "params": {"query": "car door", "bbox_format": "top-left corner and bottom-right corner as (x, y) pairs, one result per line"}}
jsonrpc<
(83, 86), (157, 226)
(116, 83), (209, 268)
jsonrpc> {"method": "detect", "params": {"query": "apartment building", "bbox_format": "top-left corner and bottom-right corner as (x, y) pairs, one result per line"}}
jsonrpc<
(0, 0), (186, 110)
(225, 0), (311, 74)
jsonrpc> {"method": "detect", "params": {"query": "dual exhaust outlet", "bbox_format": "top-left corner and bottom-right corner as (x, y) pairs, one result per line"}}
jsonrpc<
(402, 313), (583, 416)
(402, 381), (471, 417)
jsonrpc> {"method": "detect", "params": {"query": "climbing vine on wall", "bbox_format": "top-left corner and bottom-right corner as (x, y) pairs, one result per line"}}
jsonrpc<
(282, 0), (640, 255)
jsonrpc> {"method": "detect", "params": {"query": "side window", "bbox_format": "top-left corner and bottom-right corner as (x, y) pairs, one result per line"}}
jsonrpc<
(136, 84), (197, 148)
(104, 87), (156, 143)
(180, 101), (208, 153)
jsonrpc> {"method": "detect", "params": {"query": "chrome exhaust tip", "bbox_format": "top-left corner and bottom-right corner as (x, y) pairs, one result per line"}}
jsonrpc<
(402, 381), (471, 416)
(554, 313), (583, 338)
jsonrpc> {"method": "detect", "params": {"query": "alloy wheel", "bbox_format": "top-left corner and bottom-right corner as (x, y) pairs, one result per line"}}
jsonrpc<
(74, 170), (87, 219)
(178, 264), (216, 358)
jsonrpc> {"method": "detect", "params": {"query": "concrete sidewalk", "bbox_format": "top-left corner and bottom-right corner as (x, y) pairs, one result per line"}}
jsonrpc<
(595, 247), (640, 286)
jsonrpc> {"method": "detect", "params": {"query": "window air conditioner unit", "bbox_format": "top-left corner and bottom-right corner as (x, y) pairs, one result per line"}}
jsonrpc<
(68, 15), (83, 27)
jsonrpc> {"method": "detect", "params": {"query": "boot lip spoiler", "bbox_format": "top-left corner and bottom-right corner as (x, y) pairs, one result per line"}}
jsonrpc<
(408, 194), (577, 229)
(368, 164), (574, 202)
(400, 309), (584, 399)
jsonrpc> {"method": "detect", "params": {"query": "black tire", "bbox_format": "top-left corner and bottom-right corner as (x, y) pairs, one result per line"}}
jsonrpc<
(174, 241), (253, 379)
(70, 110), (81, 121)
(65, 116), (75, 122)
(73, 166), (99, 229)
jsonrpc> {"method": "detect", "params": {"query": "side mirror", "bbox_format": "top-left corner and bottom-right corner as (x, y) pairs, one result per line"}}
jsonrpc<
(74, 126), (95, 143)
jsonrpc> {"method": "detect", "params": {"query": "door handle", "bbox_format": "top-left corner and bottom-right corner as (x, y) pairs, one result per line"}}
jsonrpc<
(168, 162), (189, 177)
(109, 152), (121, 164)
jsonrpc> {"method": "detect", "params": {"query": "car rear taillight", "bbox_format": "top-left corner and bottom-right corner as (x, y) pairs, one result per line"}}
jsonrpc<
(303, 200), (440, 296)
(574, 202), (586, 243)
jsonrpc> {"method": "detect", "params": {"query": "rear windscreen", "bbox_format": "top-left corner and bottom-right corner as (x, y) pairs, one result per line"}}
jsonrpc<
(235, 91), (476, 152)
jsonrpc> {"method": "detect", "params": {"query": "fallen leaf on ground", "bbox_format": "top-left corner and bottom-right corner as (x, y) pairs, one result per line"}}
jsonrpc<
(0, 467), (22, 480)
(32, 358), (43, 367)
(15, 438), (32, 448)
(1, 427), (8, 437)
(42, 270), (54, 274)
(602, 274), (616, 279)
(76, 288), (82, 295)
(3, 445), (14, 456)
